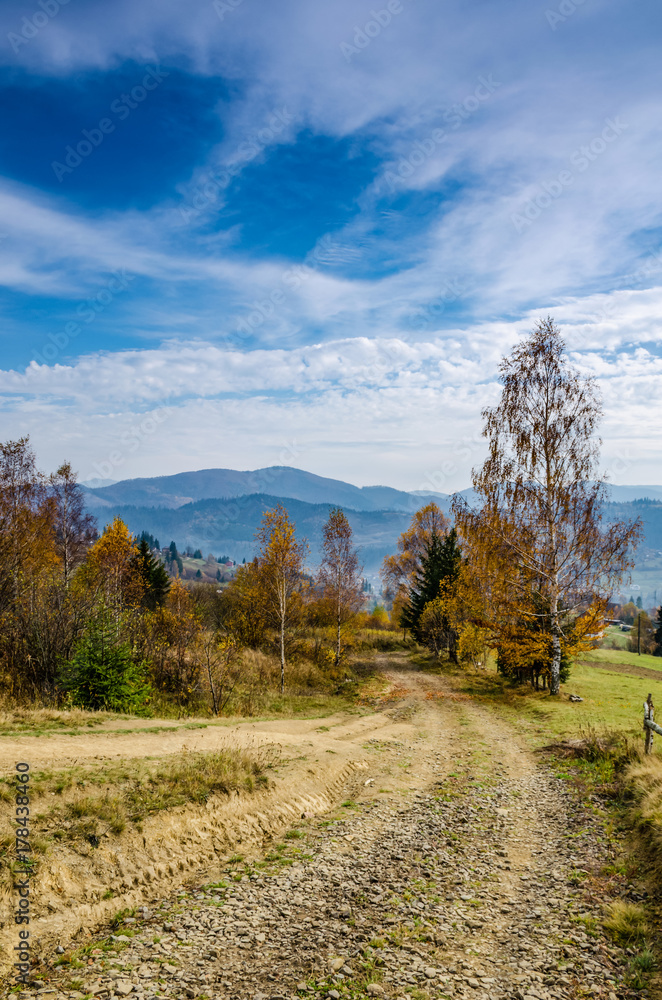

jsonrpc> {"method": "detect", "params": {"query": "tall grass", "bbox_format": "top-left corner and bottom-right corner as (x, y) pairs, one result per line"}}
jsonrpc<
(626, 754), (662, 886)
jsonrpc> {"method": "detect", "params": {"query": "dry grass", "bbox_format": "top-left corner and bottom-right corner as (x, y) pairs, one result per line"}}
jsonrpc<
(603, 900), (649, 944)
(626, 753), (662, 882)
(541, 725), (641, 767)
(0, 706), (116, 734)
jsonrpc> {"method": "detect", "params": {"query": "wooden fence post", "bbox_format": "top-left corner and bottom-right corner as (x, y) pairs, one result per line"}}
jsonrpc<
(645, 693), (655, 754)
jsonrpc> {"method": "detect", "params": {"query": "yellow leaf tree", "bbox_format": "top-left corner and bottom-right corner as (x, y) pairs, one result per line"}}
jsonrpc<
(317, 508), (365, 668)
(257, 504), (308, 694)
(220, 559), (268, 649)
(82, 517), (143, 610)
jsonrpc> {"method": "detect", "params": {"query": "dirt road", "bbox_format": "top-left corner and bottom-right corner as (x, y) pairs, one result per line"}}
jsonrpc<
(1, 657), (654, 999)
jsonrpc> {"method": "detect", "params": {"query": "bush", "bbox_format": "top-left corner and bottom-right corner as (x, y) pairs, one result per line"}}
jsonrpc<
(59, 606), (152, 714)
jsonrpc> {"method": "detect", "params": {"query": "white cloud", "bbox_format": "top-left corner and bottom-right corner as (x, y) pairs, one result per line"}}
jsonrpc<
(1, 286), (661, 490)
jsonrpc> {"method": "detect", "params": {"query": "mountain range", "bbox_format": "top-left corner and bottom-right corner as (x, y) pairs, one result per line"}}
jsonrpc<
(81, 467), (662, 586)
(81, 466), (452, 514)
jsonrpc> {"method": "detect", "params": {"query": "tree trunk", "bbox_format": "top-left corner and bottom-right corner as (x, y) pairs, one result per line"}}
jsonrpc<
(449, 630), (459, 664)
(280, 618), (285, 694)
(206, 655), (218, 715)
(550, 627), (561, 695)
(335, 611), (341, 669)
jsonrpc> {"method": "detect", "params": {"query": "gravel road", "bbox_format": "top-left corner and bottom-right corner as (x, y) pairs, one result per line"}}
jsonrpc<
(20, 667), (650, 1000)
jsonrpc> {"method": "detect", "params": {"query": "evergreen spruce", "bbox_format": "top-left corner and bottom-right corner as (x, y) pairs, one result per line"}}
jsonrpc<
(654, 606), (662, 656)
(133, 538), (171, 610)
(59, 605), (152, 712)
(401, 527), (462, 639)
(139, 530), (160, 550)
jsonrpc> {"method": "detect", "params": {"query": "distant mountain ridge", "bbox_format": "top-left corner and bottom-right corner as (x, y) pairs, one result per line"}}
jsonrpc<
(82, 496), (662, 585)
(81, 465), (452, 514)
(81, 466), (662, 514)
(79, 467), (662, 585)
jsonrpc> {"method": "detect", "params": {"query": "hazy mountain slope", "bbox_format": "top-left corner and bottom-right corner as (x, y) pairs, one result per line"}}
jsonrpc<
(604, 500), (662, 550)
(604, 485), (662, 503)
(90, 495), (662, 584)
(81, 466), (442, 513)
(95, 494), (414, 573)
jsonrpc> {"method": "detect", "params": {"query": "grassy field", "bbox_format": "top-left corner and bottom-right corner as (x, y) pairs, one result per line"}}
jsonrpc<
(578, 646), (662, 672)
(601, 624), (632, 649)
(447, 658), (656, 745)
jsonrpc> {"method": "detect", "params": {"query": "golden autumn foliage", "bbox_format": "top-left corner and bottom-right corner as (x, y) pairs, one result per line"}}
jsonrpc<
(0, 438), (84, 698)
(381, 502), (449, 606)
(81, 517), (143, 608)
(142, 580), (203, 701)
(453, 319), (641, 693)
(220, 560), (268, 649)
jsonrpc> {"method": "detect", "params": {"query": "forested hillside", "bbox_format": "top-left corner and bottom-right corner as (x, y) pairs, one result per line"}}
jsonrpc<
(91, 494), (662, 580)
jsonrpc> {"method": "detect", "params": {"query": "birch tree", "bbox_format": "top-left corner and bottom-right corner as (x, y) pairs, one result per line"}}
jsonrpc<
(257, 504), (308, 693)
(50, 462), (96, 586)
(317, 508), (365, 668)
(454, 318), (641, 695)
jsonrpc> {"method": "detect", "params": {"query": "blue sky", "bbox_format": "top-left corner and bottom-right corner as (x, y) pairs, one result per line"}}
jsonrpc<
(0, 0), (661, 489)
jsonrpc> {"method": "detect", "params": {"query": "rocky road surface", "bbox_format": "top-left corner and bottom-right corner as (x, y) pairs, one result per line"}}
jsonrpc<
(4, 664), (654, 1000)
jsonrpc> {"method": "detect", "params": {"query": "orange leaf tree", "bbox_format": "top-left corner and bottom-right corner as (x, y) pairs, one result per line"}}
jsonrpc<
(381, 502), (450, 611)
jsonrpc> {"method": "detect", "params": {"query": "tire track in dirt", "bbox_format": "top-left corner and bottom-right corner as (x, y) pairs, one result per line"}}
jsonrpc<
(0, 679), (457, 977)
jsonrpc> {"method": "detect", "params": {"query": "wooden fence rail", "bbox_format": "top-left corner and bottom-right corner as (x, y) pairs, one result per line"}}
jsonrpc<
(644, 693), (662, 754)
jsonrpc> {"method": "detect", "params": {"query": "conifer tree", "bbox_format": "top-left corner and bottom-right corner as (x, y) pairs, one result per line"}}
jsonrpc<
(60, 603), (151, 712)
(133, 537), (170, 610)
(401, 527), (462, 641)
(654, 607), (662, 656)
